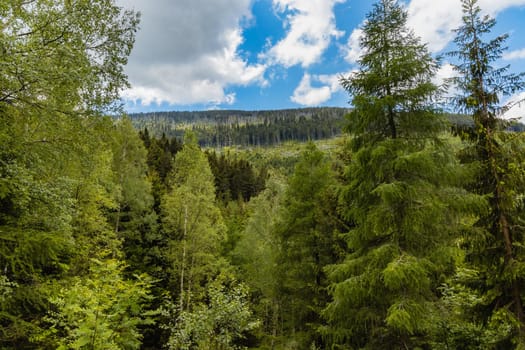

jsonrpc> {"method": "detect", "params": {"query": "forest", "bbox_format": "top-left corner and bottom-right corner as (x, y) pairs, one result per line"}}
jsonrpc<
(129, 108), (347, 147)
(1, 0), (525, 349)
(130, 109), (525, 148)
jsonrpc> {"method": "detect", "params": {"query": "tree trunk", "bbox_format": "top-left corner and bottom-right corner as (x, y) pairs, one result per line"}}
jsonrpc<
(499, 211), (525, 324)
(179, 205), (188, 311)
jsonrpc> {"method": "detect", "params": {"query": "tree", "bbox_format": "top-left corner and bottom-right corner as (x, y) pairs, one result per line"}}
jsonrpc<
(110, 118), (166, 348)
(161, 133), (226, 312)
(0, 0), (139, 114)
(324, 0), (478, 348)
(276, 143), (345, 348)
(0, 1), (139, 347)
(110, 118), (162, 279)
(42, 258), (154, 350)
(448, 0), (525, 345)
(163, 275), (259, 350)
(233, 175), (286, 348)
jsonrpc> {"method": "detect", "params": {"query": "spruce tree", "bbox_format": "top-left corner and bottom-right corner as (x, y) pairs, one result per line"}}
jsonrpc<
(276, 143), (345, 348)
(449, 0), (525, 345)
(324, 0), (476, 348)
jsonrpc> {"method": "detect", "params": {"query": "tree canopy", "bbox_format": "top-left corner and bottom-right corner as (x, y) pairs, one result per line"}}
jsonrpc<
(1, 0), (525, 349)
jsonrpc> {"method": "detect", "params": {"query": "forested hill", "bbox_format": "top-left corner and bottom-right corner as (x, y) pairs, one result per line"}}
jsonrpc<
(129, 108), (525, 148)
(128, 107), (348, 147)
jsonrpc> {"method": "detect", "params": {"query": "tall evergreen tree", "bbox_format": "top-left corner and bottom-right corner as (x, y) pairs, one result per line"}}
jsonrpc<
(276, 143), (345, 349)
(449, 0), (525, 345)
(324, 0), (477, 348)
(110, 118), (166, 348)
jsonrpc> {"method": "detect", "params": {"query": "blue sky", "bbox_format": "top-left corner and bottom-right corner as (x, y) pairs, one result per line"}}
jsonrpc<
(117, 0), (525, 117)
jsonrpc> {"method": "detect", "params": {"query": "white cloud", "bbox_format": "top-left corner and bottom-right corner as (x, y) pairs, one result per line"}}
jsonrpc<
(479, 0), (525, 15)
(406, 0), (525, 53)
(504, 48), (525, 60)
(344, 28), (364, 64)
(433, 63), (456, 86)
(291, 72), (345, 106)
(265, 0), (345, 68)
(502, 92), (525, 122)
(406, 0), (462, 53)
(291, 74), (332, 105)
(117, 0), (266, 107)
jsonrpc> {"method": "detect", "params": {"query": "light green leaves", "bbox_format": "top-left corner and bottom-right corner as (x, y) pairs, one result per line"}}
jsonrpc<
(47, 258), (154, 350)
(383, 254), (431, 293)
(166, 277), (259, 350)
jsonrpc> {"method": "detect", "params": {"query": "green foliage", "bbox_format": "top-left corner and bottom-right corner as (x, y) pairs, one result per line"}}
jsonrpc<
(110, 118), (166, 348)
(324, 1), (480, 348)
(0, 1), (140, 347)
(275, 143), (346, 348)
(0, 274), (16, 307)
(130, 108), (347, 147)
(448, 0), (525, 345)
(42, 258), (154, 350)
(206, 150), (267, 202)
(233, 175), (286, 348)
(341, 0), (442, 142)
(449, 0), (525, 121)
(161, 132), (226, 311)
(3, 0), (525, 348)
(111, 118), (162, 276)
(163, 275), (259, 350)
(0, 0), (139, 113)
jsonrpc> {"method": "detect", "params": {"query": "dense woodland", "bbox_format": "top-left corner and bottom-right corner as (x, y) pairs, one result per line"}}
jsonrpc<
(131, 109), (525, 148)
(130, 108), (347, 147)
(2, 0), (525, 349)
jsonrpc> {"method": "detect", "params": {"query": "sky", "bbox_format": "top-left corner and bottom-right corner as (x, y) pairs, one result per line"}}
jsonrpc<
(117, 0), (525, 118)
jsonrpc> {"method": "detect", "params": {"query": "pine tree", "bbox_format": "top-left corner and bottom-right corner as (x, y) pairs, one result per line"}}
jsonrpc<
(448, 0), (525, 345)
(324, 0), (477, 348)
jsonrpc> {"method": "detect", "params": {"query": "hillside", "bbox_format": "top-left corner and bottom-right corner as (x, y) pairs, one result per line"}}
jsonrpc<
(130, 108), (525, 148)
(128, 107), (349, 147)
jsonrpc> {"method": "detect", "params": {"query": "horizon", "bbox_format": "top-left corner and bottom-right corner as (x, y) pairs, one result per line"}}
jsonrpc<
(116, 0), (525, 118)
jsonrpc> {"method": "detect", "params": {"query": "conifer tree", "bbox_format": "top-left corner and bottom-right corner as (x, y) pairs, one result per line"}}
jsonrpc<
(324, 0), (477, 348)
(448, 0), (525, 345)
(276, 143), (344, 348)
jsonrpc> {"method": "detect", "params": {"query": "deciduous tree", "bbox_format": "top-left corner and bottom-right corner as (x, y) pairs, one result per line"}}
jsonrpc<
(161, 133), (226, 312)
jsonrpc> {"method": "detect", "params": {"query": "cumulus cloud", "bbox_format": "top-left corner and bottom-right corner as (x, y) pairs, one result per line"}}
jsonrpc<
(117, 0), (266, 107)
(291, 72), (346, 106)
(265, 0), (345, 67)
(406, 0), (462, 52)
(292, 74), (332, 105)
(434, 63), (456, 84)
(406, 0), (525, 53)
(504, 48), (525, 60)
(502, 92), (525, 122)
(479, 0), (525, 14)
(344, 28), (364, 64)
